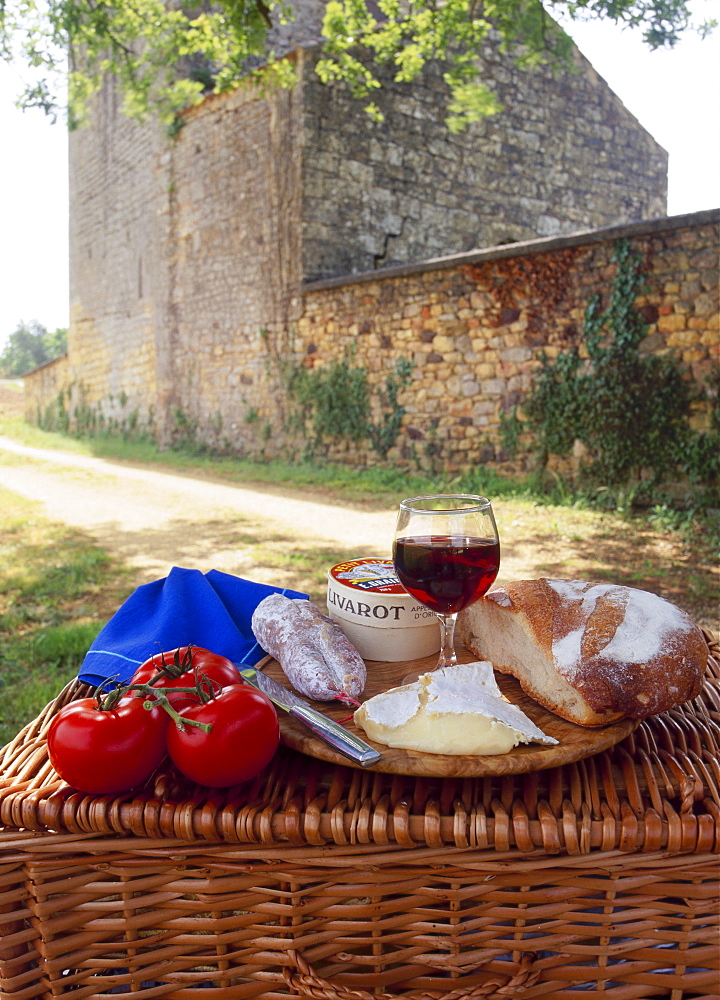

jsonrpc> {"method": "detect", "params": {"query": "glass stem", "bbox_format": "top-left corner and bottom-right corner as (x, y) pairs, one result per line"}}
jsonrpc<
(436, 613), (458, 668)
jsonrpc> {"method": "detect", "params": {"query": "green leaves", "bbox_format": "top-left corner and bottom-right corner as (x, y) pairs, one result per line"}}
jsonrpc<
(0, 320), (67, 377)
(368, 356), (414, 458)
(3, 0), (298, 131)
(279, 352), (413, 459)
(522, 238), (718, 503)
(318, 0), (501, 130)
(1, 0), (707, 133)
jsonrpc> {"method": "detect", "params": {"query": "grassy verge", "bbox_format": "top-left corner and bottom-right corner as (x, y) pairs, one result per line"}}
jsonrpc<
(0, 488), (133, 746)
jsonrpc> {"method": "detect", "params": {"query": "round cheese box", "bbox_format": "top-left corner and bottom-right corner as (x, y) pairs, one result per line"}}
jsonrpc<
(326, 557), (440, 662)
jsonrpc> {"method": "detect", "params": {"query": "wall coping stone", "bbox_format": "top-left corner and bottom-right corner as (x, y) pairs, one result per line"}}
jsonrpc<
(22, 353), (69, 378)
(303, 208), (720, 292)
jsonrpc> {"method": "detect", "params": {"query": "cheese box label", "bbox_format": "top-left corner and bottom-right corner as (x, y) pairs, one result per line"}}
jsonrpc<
(328, 558), (405, 594)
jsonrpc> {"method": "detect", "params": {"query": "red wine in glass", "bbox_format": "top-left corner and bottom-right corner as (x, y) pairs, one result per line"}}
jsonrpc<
(393, 495), (501, 673)
(393, 535), (500, 615)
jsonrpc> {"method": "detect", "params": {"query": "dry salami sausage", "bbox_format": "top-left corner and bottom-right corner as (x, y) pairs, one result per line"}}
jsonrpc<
(251, 594), (366, 702)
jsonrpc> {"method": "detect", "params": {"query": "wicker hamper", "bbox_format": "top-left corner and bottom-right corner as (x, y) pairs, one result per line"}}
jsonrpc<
(1, 637), (718, 1000)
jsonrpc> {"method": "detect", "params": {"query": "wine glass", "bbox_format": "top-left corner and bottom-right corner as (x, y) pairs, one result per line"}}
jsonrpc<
(392, 494), (500, 677)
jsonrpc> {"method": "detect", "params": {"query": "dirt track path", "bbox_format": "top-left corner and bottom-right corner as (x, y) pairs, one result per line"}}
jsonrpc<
(1, 434), (717, 629)
(0, 436), (555, 600)
(0, 437), (399, 585)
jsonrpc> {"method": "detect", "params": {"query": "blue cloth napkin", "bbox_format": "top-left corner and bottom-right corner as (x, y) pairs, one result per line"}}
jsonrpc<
(79, 567), (307, 688)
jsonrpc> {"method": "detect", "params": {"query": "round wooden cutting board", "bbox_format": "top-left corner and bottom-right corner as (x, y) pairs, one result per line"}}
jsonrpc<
(257, 650), (639, 776)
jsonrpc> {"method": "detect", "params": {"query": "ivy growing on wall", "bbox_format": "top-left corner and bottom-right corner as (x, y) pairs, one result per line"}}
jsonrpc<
(519, 239), (719, 503)
(368, 357), (415, 458)
(36, 382), (155, 443)
(277, 349), (414, 459)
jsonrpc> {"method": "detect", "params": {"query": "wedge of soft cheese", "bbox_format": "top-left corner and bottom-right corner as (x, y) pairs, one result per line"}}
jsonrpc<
(354, 661), (558, 755)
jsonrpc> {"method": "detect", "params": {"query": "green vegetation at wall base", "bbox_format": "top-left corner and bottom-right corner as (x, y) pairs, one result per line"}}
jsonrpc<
(275, 350), (414, 461)
(517, 239), (719, 512)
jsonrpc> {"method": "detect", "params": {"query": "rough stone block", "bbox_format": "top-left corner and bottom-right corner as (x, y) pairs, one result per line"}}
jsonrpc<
(658, 314), (688, 334)
(480, 378), (505, 396)
(694, 293), (718, 317)
(499, 346), (532, 363)
(666, 330), (700, 347)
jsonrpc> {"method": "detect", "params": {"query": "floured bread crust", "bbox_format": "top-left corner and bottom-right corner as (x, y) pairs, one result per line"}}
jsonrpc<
(458, 579), (707, 725)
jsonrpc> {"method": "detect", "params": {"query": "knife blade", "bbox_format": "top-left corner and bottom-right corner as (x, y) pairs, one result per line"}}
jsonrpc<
(238, 667), (381, 768)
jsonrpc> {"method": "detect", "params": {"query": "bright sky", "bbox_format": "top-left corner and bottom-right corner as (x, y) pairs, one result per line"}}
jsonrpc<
(0, 2), (718, 350)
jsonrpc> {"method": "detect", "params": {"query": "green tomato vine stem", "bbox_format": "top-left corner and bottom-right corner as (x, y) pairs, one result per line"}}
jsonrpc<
(95, 682), (214, 733)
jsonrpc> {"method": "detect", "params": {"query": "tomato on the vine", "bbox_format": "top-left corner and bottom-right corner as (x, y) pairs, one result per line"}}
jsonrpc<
(47, 695), (168, 794)
(131, 646), (241, 703)
(167, 684), (280, 787)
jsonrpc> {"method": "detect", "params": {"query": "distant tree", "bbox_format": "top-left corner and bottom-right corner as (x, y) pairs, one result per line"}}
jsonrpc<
(0, 0), (714, 133)
(0, 321), (68, 377)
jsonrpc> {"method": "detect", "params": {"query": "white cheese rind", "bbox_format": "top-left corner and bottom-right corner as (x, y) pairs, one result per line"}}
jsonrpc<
(353, 684), (421, 728)
(354, 662), (558, 755)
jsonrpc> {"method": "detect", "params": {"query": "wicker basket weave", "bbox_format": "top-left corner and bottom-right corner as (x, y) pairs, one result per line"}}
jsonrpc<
(1, 636), (718, 999)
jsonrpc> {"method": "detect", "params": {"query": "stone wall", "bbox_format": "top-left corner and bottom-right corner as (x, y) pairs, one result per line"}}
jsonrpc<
(299, 41), (667, 281)
(68, 80), (168, 438)
(23, 354), (69, 424)
(65, 67), (305, 446)
(250, 211), (719, 472)
(264, 3), (668, 279)
(28, 211), (717, 478)
(157, 73), (304, 448)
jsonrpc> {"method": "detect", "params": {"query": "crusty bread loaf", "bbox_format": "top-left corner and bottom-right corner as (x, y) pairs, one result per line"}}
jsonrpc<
(457, 579), (707, 726)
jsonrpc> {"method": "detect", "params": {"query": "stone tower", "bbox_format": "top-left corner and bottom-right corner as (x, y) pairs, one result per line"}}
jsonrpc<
(66, 7), (667, 447)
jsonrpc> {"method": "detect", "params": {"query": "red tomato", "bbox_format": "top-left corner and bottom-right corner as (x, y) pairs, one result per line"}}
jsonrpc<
(47, 695), (168, 794)
(166, 684), (279, 788)
(131, 646), (241, 703)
